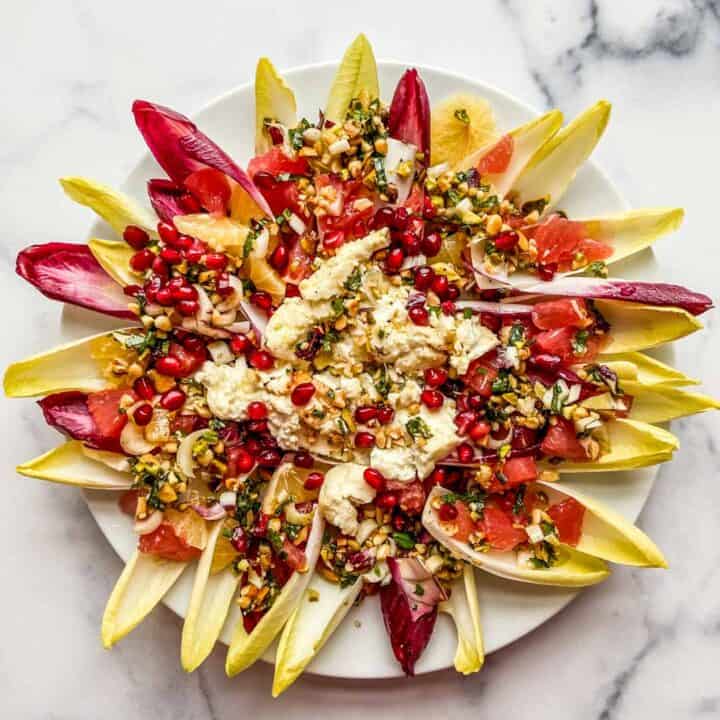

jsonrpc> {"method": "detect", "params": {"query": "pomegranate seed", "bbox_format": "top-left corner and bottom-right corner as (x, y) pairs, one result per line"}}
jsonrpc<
(469, 421), (491, 442)
(204, 253), (227, 270)
(494, 231), (519, 251)
(421, 232), (442, 257)
(159, 247), (182, 264)
(157, 221), (179, 246)
(230, 334), (251, 354)
(248, 419), (268, 433)
(454, 411), (478, 435)
(303, 472), (325, 490)
(441, 300), (456, 315)
(235, 448), (255, 473)
(230, 526), (248, 552)
(291, 382), (316, 406)
(370, 206), (395, 229)
(354, 431), (376, 449)
(123, 225), (149, 250)
(143, 276), (162, 302)
(480, 312), (501, 333)
(253, 171), (276, 190)
(293, 451), (314, 469)
(468, 394), (485, 410)
(530, 353), (562, 371)
(414, 266), (435, 291)
(385, 247), (405, 272)
(151, 256), (169, 279)
(257, 448), (282, 467)
(392, 514), (406, 531)
(538, 263), (557, 281)
(179, 193), (202, 213)
(175, 234), (194, 251)
(177, 300), (199, 316)
(428, 467), (447, 487)
(182, 335), (204, 352)
(247, 402), (268, 420)
(285, 283), (300, 298)
(424, 368), (447, 387)
(244, 439), (261, 456)
(155, 355), (183, 377)
(130, 249), (155, 272)
(377, 492), (398, 509)
(133, 403), (153, 426)
(391, 207), (410, 230)
(363, 467), (385, 491)
(250, 291), (273, 311)
(185, 244), (204, 263)
(269, 244), (289, 272)
(323, 231), (344, 250)
(439, 502), (458, 521)
(172, 284), (198, 302)
(431, 274), (449, 298)
(123, 284), (142, 297)
(354, 405), (378, 424)
(423, 195), (437, 218)
(421, 388), (444, 409)
(133, 376), (156, 401)
(457, 443), (475, 463)
(446, 285), (460, 301)
(160, 388), (186, 411)
(408, 305), (429, 326)
(377, 405), (395, 424)
(248, 349), (274, 370)
(155, 287), (174, 306)
(398, 231), (420, 255)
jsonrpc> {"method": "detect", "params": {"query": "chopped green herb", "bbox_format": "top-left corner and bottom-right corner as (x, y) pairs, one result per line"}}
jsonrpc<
(587, 261), (608, 278)
(491, 370), (511, 394)
(508, 322), (526, 346)
(513, 485), (526, 515)
(572, 330), (589, 355)
(463, 308), (474, 319)
(392, 532), (416, 550)
(331, 297), (346, 317)
(454, 108), (470, 124)
(373, 156), (388, 193)
(414, 583), (425, 596)
(343, 266), (362, 292)
(406, 416), (433, 440)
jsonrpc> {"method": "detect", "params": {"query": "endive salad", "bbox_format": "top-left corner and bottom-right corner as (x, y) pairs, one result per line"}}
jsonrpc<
(5, 34), (718, 694)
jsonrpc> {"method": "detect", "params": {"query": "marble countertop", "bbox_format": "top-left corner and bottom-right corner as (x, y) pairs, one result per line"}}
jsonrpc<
(2, 1), (719, 717)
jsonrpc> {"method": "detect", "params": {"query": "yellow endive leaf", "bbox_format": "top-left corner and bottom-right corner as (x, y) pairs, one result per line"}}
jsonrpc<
(326, 34), (379, 123)
(624, 381), (720, 423)
(550, 418), (678, 473)
(225, 511), (325, 676)
(4, 328), (137, 397)
(16, 440), (131, 489)
(255, 57), (297, 154)
(511, 101), (611, 211)
(581, 208), (683, 265)
(538, 480), (667, 568)
(596, 300), (703, 354)
(181, 521), (241, 672)
(440, 564), (484, 675)
(457, 110), (564, 198)
(423, 487), (609, 587)
(174, 213), (250, 256)
(60, 176), (157, 236)
(272, 573), (362, 697)
(596, 351), (699, 387)
(102, 550), (188, 648)
(88, 238), (136, 287)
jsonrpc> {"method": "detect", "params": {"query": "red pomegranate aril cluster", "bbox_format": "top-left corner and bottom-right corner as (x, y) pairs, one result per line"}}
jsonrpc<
(430, 274), (449, 298)
(363, 467), (385, 491)
(385, 247), (405, 272)
(130, 248), (155, 272)
(204, 253), (227, 270)
(456, 442), (475, 463)
(454, 410), (477, 435)
(293, 451), (314, 469)
(408, 305), (429, 326)
(269, 244), (289, 272)
(424, 367), (447, 387)
(354, 405), (378, 424)
(291, 382), (315, 406)
(157, 221), (179, 246)
(257, 448), (282, 467)
(420, 232), (442, 257)
(538, 263), (557, 281)
(160, 388), (186, 411)
(230, 333), (251, 354)
(133, 403), (154, 426)
(177, 300), (199, 316)
(354, 431), (376, 449)
(441, 300), (456, 315)
(438, 502), (458, 522)
(133, 376), (155, 401)
(469, 421), (491, 442)
(159, 247), (182, 264)
(428, 467), (447, 487)
(303, 472), (325, 490)
(247, 401), (268, 421)
(123, 225), (149, 250)
(493, 231), (519, 252)
(376, 492), (398, 509)
(250, 291), (273, 312)
(421, 388), (444, 409)
(377, 405), (395, 424)
(155, 355), (183, 377)
(413, 265), (435, 291)
(248, 349), (274, 370)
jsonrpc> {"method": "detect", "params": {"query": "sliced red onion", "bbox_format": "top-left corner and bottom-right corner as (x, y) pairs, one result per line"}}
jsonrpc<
(520, 276), (713, 316)
(388, 69), (430, 159)
(192, 502), (226, 521)
(132, 100), (272, 217)
(238, 297), (268, 338)
(133, 510), (163, 535)
(455, 299), (533, 315)
(400, 253), (427, 270)
(219, 491), (237, 509)
(16, 243), (135, 320)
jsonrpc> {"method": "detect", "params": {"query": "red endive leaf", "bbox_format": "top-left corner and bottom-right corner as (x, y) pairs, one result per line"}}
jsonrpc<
(37, 392), (122, 453)
(16, 243), (135, 319)
(147, 179), (188, 222)
(379, 557), (446, 676)
(132, 100), (272, 217)
(389, 69), (431, 158)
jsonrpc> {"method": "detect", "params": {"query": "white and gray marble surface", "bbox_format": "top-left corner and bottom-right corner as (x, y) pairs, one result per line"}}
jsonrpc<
(2, 1), (719, 718)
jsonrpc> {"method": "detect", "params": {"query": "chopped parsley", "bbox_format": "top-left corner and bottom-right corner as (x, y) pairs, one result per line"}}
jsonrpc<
(374, 366), (391, 398)
(288, 118), (312, 150)
(572, 330), (589, 355)
(331, 297), (346, 317)
(343, 266), (362, 292)
(373, 156), (388, 193)
(463, 307), (474, 319)
(113, 330), (159, 354)
(406, 416), (433, 440)
(508, 322), (526, 346)
(491, 370), (511, 394)
(587, 261), (608, 278)
(454, 108), (470, 124)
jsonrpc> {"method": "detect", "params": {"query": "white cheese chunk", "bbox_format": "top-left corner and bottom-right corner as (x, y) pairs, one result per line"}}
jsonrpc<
(319, 463), (377, 536)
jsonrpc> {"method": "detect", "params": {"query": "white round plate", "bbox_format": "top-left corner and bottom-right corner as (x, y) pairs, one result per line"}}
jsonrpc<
(65, 61), (667, 679)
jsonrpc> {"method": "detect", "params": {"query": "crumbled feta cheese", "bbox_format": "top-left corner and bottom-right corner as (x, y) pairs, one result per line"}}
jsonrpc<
(265, 297), (333, 362)
(450, 318), (499, 375)
(319, 463), (377, 536)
